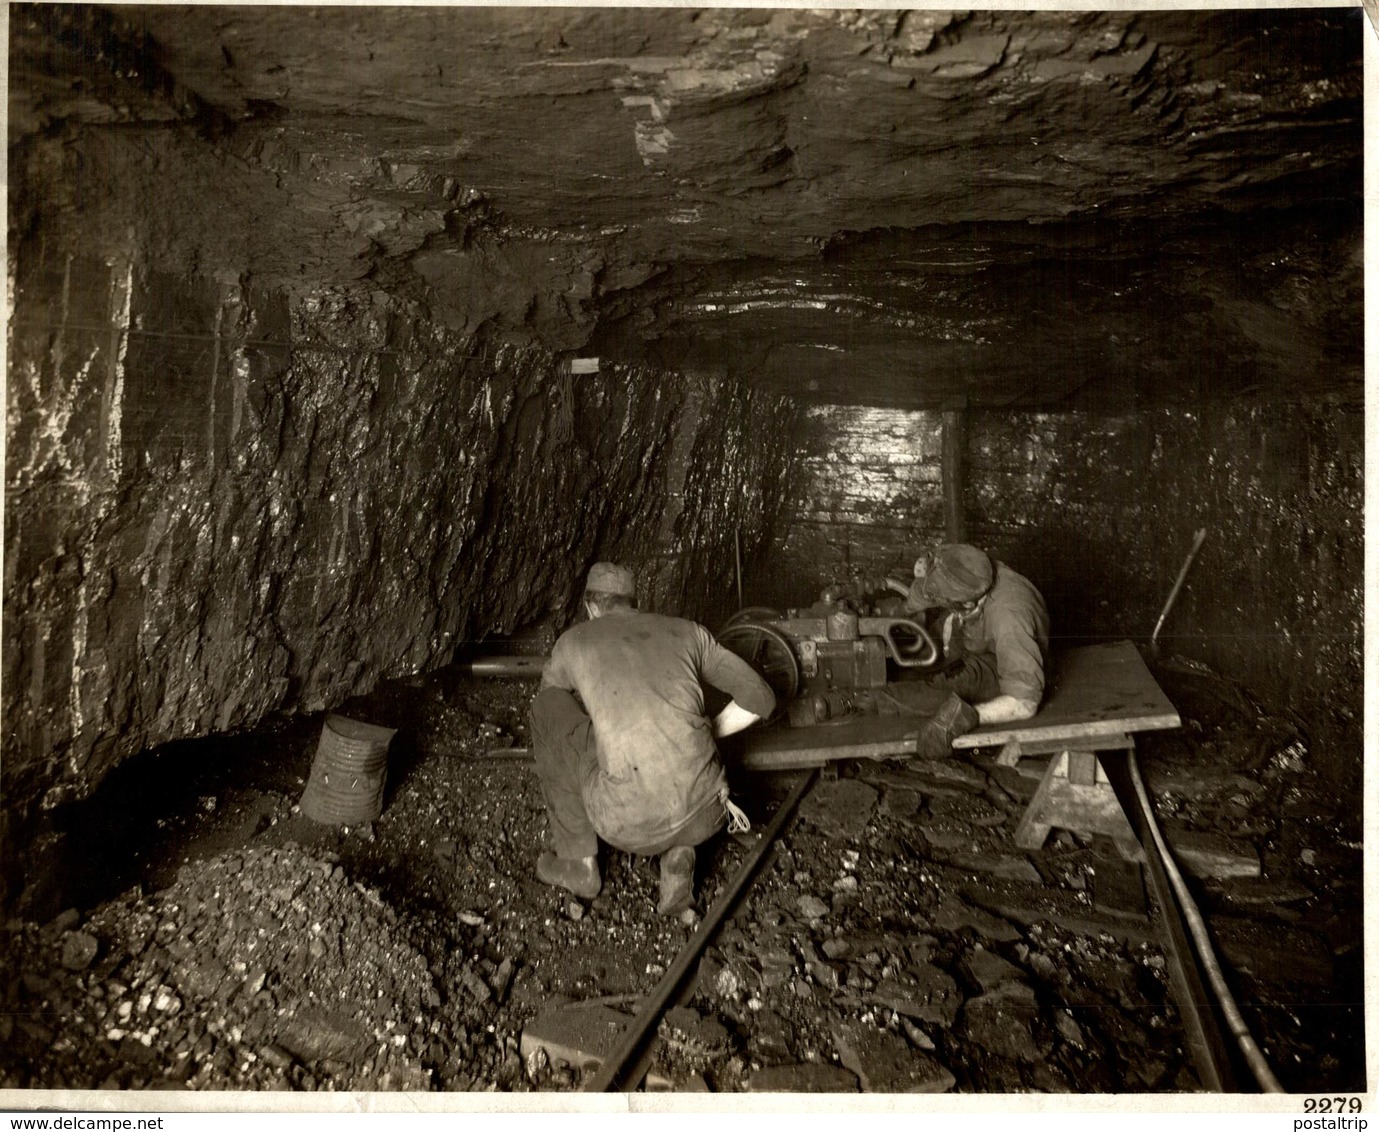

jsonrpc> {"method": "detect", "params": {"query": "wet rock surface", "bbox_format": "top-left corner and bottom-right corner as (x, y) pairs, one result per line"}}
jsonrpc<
(3, 268), (800, 829)
(9, 10), (1360, 409)
(0, 667), (1363, 1093)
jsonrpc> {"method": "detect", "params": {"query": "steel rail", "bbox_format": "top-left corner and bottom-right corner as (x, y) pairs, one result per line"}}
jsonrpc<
(1100, 749), (1245, 1091)
(1125, 750), (1285, 1091)
(583, 768), (820, 1092)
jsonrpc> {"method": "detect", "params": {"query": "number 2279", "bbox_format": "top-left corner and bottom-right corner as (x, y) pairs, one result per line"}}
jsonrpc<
(1303, 1098), (1364, 1113)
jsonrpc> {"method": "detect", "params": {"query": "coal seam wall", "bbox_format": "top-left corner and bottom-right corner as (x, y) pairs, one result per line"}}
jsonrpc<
(775, 401), (1362, 791)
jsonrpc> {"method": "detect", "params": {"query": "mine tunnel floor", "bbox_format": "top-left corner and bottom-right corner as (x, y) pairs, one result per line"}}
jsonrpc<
(1, 663), (1364, 1094)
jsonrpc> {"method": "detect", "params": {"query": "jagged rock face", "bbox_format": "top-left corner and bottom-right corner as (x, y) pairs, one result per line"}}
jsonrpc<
(9, 5), (1363, 405)
(5, 252), (798, 822)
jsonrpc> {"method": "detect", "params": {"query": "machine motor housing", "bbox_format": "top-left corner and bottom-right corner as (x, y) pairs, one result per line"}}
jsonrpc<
(718, 594), (939, 728)
(770, 601), (934, 726)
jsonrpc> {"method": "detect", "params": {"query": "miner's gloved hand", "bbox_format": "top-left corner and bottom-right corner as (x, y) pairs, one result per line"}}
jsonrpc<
(915, 693), (979, 759)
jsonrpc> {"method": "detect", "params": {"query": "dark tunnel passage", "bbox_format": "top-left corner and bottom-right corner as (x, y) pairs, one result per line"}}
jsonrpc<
(1, 3), (1366, 1100)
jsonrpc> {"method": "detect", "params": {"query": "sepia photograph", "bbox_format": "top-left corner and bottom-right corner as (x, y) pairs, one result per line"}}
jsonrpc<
(2, 1), (1367, 1107)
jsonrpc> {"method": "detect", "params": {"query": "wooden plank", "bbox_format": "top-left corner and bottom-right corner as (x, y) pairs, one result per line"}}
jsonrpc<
(1014, 733), (1131, 756)
(953, 640), (1179, 749)
(734, 641), (1175, 773)
(973, 899), (1160, 947)
(735, 715), (922, 772)
(993, 733), (1130, 767)
(1164, 828), (1262, 880)
(520, 1005), (672, 1089)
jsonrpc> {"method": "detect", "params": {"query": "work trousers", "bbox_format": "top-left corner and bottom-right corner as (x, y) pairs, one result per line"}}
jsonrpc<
(884, 652), (1003, 714)
(529, 687), (726, 859)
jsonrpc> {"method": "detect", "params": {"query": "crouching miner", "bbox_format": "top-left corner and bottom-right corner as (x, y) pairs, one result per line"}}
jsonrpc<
(529, 563), (776, 916)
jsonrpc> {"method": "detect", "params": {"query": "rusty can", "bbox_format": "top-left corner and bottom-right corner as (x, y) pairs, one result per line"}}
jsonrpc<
(299, 715), (396, 825)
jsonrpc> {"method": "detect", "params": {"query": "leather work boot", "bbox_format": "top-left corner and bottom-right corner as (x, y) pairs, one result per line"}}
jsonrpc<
(656, 846), (696, 916)
(536, 852), (601, 899)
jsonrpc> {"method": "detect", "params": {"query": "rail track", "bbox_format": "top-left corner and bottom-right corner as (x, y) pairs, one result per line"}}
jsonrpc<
(584, 768), (820, 1091)
(580, 750), (1283, 1094)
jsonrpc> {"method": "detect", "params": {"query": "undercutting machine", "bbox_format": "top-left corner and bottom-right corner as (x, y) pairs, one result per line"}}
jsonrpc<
(717, 587), (941, 727)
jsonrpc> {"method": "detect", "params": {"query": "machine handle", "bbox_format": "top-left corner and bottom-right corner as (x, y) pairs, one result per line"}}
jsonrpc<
(862, 617), (939, 669)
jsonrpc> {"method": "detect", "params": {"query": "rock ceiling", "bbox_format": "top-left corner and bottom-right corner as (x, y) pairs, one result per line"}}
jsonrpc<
(9, 5), (1365, 407)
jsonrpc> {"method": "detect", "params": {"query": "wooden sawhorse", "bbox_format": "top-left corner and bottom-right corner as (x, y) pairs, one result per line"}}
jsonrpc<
(953, 641), (1181, 859)
(990, 734), (1143, 861)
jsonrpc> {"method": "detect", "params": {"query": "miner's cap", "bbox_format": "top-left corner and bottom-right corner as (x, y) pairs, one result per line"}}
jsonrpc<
(916, 543), (994, 606)
(585, 561), (637, 598)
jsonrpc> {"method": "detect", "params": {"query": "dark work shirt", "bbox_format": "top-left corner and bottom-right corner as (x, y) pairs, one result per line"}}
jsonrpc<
(955, 562), (1050, 703)
(541, 608), (775, 846)
(908, 561), (1050, 704)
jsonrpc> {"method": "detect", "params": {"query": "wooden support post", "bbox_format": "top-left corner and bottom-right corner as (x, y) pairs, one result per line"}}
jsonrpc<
(941, 407), (967, 543)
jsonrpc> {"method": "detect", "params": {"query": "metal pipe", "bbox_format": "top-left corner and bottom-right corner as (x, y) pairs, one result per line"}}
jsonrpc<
(871, 617), (939, 668)
(1125, 750), (1284, 1091)
(584, 768), (819, 1092)
(1150, 527), (1208, 653)
(460, 656), (548, 677)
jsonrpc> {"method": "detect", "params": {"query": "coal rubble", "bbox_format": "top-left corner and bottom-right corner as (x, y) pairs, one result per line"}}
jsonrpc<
(0, 845), (481, 1091)
(0, 672), (1361, 1094)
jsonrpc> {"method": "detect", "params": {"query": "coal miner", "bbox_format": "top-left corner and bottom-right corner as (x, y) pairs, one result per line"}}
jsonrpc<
(529, 563), (776, 916)
(873, 543), (1050, 757)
